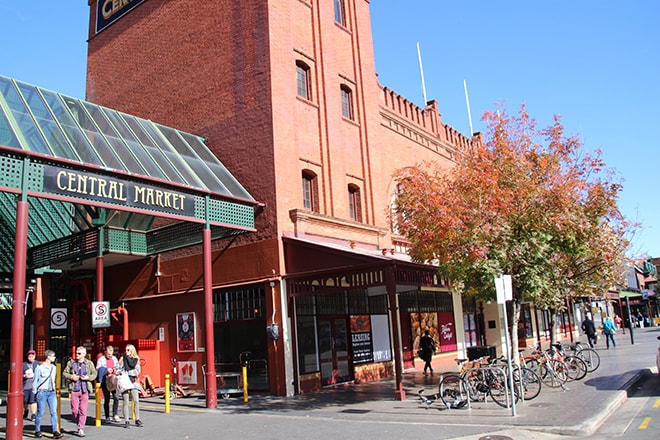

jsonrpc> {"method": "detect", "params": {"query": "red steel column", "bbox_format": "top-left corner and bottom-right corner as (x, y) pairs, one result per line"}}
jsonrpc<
(96, 227), (105, 353)
(203, 224), (217, 408)
(7, 199), (29, 439)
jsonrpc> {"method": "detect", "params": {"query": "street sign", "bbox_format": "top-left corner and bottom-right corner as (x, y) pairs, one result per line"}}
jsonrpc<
(50, 308), (68, 329)
(92, 301), (111, 328)
(494, 274), (512, 304)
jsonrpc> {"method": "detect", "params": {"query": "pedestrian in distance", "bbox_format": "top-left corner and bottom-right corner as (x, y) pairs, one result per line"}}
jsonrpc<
(63, 346), (97, 437)
(614, 314), (624, 334)
(419, 329), (436, 374)
(602, 316), (617, 349)
(32, 349), (62, 438)
(96, 345), (121, 423)
(581, 313), (597, 348)
(23, 349), (39, 421)
(118, 343), (144, 428)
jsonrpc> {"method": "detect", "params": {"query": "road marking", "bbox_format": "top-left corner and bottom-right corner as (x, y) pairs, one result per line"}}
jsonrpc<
(653, 398), (660, 409)
(638, 416), (651, 429)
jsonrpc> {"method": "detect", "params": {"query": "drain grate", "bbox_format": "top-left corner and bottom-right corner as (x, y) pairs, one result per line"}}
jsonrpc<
(478, 436), (513, 440)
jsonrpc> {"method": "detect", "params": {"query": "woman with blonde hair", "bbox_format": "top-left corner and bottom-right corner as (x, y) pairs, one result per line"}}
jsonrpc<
(118, 344), (143, 428)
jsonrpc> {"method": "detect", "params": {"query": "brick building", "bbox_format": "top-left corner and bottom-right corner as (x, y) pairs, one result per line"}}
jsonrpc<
(70, 0), (482, 398)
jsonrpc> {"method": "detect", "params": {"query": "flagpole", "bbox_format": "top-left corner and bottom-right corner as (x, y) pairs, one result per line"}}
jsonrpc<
(464, 79), (474, 136)
(417, 42), (428, 104)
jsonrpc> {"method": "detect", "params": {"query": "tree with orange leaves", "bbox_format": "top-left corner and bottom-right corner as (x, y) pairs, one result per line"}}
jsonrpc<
(393, 104), (633, 355)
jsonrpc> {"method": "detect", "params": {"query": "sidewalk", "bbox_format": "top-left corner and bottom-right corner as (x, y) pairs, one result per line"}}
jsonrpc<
(2, 327), (659, 439)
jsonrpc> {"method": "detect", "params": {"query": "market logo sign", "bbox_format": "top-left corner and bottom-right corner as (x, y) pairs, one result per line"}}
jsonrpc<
(43, 164), (194, 217)
(96, 0), (146, 34)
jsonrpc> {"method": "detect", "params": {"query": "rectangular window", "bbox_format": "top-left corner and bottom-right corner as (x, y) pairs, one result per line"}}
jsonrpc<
(334, 0), (346, 26)
(303, 175), (313, 209)
(341, 86), (354, 120)
(296, 62), (310, 100)
(348, 185), (361, 221)
(213, 285), (265, 322)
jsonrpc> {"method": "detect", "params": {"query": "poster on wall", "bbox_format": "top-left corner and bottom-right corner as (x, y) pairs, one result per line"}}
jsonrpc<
(350, 315), (373, 364)
(410, 312), (438, 351)
(178, 360), (197, 385)
(438, 311), (457, 352)
(176, 312), (196, 352)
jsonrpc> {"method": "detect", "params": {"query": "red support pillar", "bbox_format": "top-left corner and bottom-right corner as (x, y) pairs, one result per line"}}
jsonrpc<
(203, 227), (217, 408)
(386, 265), (405, 400)
(7, 199), (29, 439)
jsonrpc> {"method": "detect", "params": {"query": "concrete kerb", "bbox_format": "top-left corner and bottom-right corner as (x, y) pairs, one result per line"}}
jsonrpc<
(547, 367), (651, 437)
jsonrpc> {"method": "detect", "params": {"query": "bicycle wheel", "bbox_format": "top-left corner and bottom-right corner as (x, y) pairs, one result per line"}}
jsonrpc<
(464, 369), (488, 402)
(564, 355), (587, 381)
(487, 368), (519, 408)
(538, 361), (568, 388)
(438, 373), (468, 409)
(576, 348), (600, 372)
(514, 367), (542, 400)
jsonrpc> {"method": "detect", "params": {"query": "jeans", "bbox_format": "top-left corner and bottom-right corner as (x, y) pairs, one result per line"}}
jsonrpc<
(122, 388), (140, 421)
(101, 382), (119, 419)
(35, 390), (58, 434)
(604, 332), (616, 348)
(70, 389), (89, 430)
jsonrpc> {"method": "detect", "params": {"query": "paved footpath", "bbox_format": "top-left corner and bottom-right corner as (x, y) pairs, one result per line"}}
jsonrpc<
(2, 327), (659, 439)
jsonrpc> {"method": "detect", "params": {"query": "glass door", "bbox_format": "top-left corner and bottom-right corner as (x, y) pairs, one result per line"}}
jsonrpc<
(318, 317), (352, 386)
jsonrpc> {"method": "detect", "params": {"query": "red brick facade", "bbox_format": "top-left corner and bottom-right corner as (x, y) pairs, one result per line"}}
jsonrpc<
(84, 0), (480, 396)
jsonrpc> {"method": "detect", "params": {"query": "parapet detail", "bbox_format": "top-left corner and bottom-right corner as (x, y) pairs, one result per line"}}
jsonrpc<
(379, 85), (482, 155)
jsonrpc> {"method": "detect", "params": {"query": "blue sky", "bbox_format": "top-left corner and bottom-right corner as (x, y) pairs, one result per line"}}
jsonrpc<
(1, 1), (659, 257)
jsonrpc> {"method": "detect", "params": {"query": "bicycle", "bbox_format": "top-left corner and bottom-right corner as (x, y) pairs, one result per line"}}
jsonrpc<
(563, 341), (600, 373)
(490, 356), (542, 401)
(521, 346), (569, 390)
(437, 357), (518, 409)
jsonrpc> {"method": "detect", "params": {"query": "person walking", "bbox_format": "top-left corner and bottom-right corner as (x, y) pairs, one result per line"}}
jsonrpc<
(419, 330), (436, 374)
(23, 349), (39, 421)
(118, 343), (144, 428)
(32, 349), (62, 439)
(581, 313), (597, 348)
(602, 316), (617, 349)
(96, 345), (121, 423)
(63, 346), (97, 437)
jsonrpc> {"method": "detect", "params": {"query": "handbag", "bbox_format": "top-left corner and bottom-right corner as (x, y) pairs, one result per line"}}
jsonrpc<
(116, 373), (134, 394)
(105, 374), (118, 392)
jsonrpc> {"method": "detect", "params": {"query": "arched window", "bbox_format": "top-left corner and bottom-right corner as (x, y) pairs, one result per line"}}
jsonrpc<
(348, 183), (361, 222)
(296, 61), (311, 100)
(340, 84), (354, 120)
(302, 170), (319, 212)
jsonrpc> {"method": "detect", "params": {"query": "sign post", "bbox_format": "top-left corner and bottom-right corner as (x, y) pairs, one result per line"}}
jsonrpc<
(495, 274), (516, 416)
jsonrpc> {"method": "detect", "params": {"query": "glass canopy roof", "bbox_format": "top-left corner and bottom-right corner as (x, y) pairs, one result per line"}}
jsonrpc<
(0, 75), (256, 273)
(0, 74), (253, 201)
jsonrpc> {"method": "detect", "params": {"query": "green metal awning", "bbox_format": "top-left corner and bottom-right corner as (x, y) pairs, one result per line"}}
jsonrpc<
(618, 291), (642, 298)
(0, 75), (258, 272)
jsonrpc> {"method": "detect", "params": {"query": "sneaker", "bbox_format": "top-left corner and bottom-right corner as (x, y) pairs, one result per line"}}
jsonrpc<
(78, 429), (85, 437)
(24, 409), (29, 419)
(136, 419), (144, 427)
(106, 417), (113, 423)
(34, 433), (42, 438)
(53, 432), (63, 439)
(113, 415), (121, 422)
(30, 414), (35, 422)
(124, 421), (130, 429)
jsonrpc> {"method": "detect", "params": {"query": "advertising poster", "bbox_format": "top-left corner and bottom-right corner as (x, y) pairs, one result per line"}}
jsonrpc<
(176, 312), (196, 352)
(178, 361), (197, 385)
(350, 315), (373, 364)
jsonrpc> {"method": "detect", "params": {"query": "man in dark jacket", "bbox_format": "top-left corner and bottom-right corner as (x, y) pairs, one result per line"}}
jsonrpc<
(581, 313), (597, 348)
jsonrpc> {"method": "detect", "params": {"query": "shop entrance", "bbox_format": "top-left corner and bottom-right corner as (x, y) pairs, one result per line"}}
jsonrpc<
(318, 317), (352, 386)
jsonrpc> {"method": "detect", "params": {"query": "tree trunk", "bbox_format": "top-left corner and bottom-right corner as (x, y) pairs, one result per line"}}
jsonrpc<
(510, 298), (521, 366)
(548, 308), (557, 345)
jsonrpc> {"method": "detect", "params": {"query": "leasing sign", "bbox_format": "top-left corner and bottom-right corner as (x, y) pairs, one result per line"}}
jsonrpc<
(96, 0), (147, 34)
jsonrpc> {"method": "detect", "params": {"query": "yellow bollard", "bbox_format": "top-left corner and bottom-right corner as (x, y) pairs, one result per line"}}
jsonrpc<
(56, 363), (62, 433)
(164, 373), (170, 413)
(95, 382), (101, 426)
(242, 365), (248, 403)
